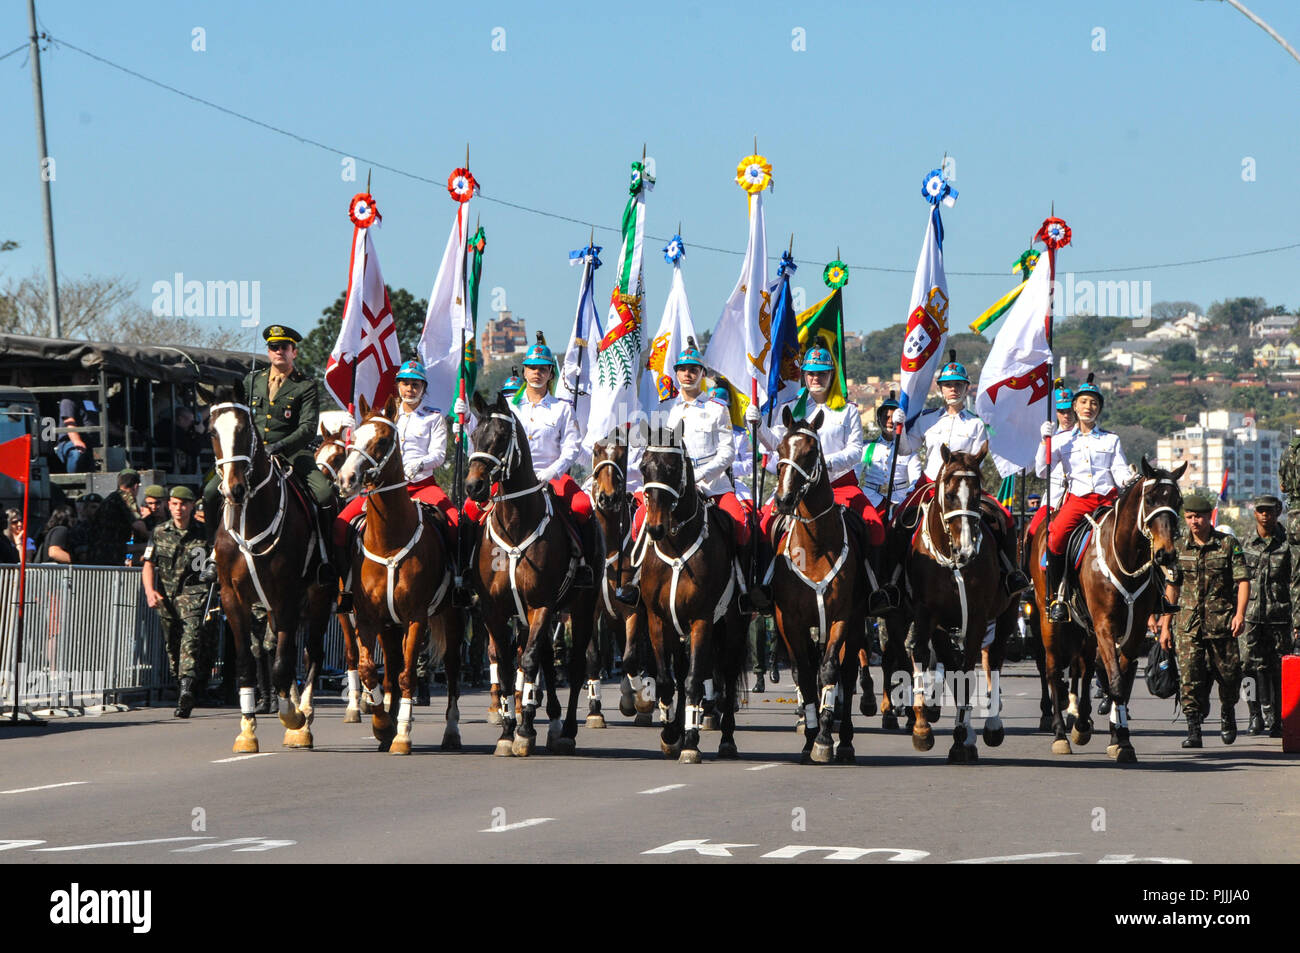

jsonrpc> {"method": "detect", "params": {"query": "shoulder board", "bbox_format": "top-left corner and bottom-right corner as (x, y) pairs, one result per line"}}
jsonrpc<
(417, 405), (440, 416)
(918, 407), (942, 420)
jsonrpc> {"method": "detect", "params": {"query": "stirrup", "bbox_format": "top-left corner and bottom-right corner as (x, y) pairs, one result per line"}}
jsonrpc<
(451, 583), (475, 609)
(316, 562), (337, 587)
(199, 555), (217, 585)
(1004, 569), (1031, 596)
(336, 591), (353, 614)
(741, 584), (772, 615)
(613, 584), (640, 607)
(572, 563), (594, 590)
(1048, 598), (1071, 624)
(867, 589), (892, 616)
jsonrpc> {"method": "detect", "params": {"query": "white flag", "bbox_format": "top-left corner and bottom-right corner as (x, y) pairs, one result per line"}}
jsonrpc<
(418, 202), (471, 410)
(558, 246), (601, 440)
(898, 207), (950, 427)
(975, 252), (1053, 476)
(324, 224), (400, 412)
(641, 249), (697, 418)
(706, 191), (768, 404)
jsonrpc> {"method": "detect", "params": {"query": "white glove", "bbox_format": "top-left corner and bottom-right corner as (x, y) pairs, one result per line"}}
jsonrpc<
(403, 461), (420, 481)
(453, 397), (468, 417)
(745, 403), (761, 425)
(891, 408), (905, 427)
(1040, 421), (1054, 440)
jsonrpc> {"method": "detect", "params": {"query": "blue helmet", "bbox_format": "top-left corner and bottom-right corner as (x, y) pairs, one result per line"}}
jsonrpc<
(1054, 387), (1073, 410)
(501, 367), (523, 396)
(876, 390), (900, 420)
(395, 359), (427, 384)
(674, 336), (705, 369)
(802, 345), (835, 373)
(522, 332), (555, 369)
(1072, 373), (1104, 410)
(936, 350), (969, 384)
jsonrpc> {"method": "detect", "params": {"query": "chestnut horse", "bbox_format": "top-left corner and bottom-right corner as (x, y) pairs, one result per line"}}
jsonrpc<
(466, 391), (598, 757)
(1029, 457), (1184, 762)
(769, 408), (866, 763)
(335, 394), (462, 754)
(634, 419), (746, 763)
(902, 443), (1013, 763)
(209, 386), (332, 753)
(590, 426), (655, 725)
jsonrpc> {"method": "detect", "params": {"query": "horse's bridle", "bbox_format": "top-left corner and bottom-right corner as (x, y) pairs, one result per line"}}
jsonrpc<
(642, 443), (698, 537)
(315, 436), (349, 482)
(345, 415), (403, 490)
(591, 452), (627, 513)
(210, 402), (274, 502)
(468, 412), (543, 503)
(1110, 476), (1182, 576)
(777, 428), (828, 520)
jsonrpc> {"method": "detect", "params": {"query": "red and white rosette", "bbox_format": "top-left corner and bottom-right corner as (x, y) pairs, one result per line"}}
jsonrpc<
(447, 168), (477, 203)
(1035, 216), (1071, 251)
(349, 192), (380, 228)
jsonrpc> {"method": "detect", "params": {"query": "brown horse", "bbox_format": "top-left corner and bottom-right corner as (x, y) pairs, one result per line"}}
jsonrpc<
(209, 386), (332, 752)
(634, 419), (746, 763)
(901, 443), (1013, 763)
(466, 391), (598, 757)
(335, 394), (462, 754)
(770, 408), (867, 764)
(590, 426), (655, 725)
(1029, 457), (1184, 762)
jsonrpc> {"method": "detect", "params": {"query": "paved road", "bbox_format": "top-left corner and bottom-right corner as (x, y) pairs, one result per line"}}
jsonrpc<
(2, 661), (1296, 864)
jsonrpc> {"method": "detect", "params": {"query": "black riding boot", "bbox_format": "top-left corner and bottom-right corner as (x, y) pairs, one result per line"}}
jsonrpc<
(200, 511), (219, 584)
(1182, 714), (1203, 749)
(1046, 551), (1070, 623)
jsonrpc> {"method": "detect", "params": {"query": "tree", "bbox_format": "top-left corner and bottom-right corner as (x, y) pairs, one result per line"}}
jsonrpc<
(1206, 296), (1270, 334)
(1150, 300), (1202, 321)
(1163, 340), (1199, 368)
(298, 286), (428, 378)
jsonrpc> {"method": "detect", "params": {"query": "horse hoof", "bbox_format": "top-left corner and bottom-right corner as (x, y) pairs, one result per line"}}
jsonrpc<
(232, 733), (259, 754)
(946, 744), (967, 764)
(440, 732), (462, 752)
(512, 735), (535, 758)
(494, 739), (515, 757)
(965, 745), (979, 763)
(1051, 738), (1073, 755)
(585, 713), (606, 730)
(390, 736), (411, 756)
(1115, 746), (1137, 764)
(1038, 714), (1054, 733)
(983, 725), (1005, 747)
(552, 736), (576, 756)
(660, 739), (682, 760)
(701, 715), (718, 732)
(678, 749), (702, 764)
(619, 694), (637, 717)
(881, 712), (899, 731)
(376, 738), (393, 753)
(810, 741), (833, 764)
(343, 708), (361, 724)
(279, 708), (306, 731)
(634, 712), (654, 727)
(1106, 743), (1120, 759)
(834, 744), (856, 765)
(912, 730), (934, 752)
(282, 727), (313, 749)
(1071, 727), (1092, 747)
(634, 696), (656, 715)
(859, 694), (877, 718)
(487, 709), (503, 726)
(716, 740), (739, 760)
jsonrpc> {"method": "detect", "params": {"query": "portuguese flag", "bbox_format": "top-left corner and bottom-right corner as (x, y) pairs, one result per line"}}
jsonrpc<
(789, 286), (849, 417)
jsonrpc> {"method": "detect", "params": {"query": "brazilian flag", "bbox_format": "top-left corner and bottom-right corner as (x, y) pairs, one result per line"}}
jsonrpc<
(789, 287), (848, 418)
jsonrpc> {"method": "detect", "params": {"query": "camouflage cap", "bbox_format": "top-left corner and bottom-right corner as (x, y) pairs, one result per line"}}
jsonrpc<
(143, 484), (167, 499)
(1182, 494), (1214, 514)
(169, 486), (196, 502)
(1253, 494), (1282, 510)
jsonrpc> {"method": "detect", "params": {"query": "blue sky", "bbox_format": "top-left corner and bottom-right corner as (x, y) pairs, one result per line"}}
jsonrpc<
(3, 0), (1299, 354)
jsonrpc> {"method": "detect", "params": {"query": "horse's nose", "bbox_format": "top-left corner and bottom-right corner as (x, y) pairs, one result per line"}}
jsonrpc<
(647, 522), (666, 541)
(230, 483), (246, 504)
(465, 478), (487, 502)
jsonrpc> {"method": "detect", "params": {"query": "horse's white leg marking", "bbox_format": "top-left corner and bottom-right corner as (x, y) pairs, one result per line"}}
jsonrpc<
(640, 675), (656, 705)
(346, 670), (361, 714)
(521, 682), (539, 708)
(396, 697), (412, 737)
(368, 682), (384, 707)
(489, 662), (500, 685)
(804, 702), (818, 729)
(1110, 703), (1129, 728)
(514, 668), (524, 693)
(987, 670), (1002, 719)
(240, 686), (256, 716)
(702, 678), (715, 701)
(586, 679), (602, 706)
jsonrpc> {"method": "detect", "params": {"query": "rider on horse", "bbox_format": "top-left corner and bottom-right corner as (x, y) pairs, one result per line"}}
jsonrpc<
(889, 351), (1031, 597)
(1035, 373), (1134, 623)
(1023, 384), (1075, 545)
(860, 392), (922, 521)
(200, 324), (335, 585)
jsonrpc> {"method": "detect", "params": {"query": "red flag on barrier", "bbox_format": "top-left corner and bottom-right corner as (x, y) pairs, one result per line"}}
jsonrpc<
(0, 434), (30, 483)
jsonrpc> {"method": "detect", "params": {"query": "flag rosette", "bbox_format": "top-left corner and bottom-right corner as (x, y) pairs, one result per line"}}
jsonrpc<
(823, 260), (849, 290)
(348, 193), (380, 228)
(1012, 249), (1040, 280)
(736, 154), (772, 194)
(778, 249), (797, 278)
(629, 160), (655, 195)
(1035, 217), (1071, 250)
(663, 234), (685, 264)
(447, 168), (478, 203)
(921, 168), (958, 207)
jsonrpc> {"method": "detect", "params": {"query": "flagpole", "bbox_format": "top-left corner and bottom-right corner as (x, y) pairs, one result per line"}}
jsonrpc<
(452, 153), (471, 599)
(882, 390), (902, 526)
(1043, 206), (1060, 605)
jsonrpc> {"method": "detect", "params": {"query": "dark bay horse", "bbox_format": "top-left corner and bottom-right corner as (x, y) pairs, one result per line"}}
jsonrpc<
(1029, 457), (1184, 762)
(770, 408), (866, 764)
(902, 443), (1014, 763)
(466, 391), (598, 757)
(336, 394), (462, 754)
(209, 386), (332, 752)
(590, 427), (655, 725)
(634, 420), (746, 763)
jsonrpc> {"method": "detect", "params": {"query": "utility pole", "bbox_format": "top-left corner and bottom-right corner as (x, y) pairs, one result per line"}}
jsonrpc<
(28, 0), (61, 338)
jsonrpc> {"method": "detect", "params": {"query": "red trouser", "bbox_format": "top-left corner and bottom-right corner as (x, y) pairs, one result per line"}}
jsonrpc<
(1047, 490), (1116, 555)
(1025, 503), (1048, 540)
(633, 490), (750, 548)
(461, 474), (592, 525)
(335, 479), (459, 549)
(758, 472), (885, 546)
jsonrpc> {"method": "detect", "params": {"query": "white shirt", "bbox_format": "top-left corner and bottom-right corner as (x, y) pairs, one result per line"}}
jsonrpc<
(396, 402), (448, 482)
(758, 397), (865, 484)
(511, 393), (581, 483)
(1035, 425), (1132, 497)
(899, 407), (989, 480)
(665, 391), (735, 497)
(860, 437), (923, 508)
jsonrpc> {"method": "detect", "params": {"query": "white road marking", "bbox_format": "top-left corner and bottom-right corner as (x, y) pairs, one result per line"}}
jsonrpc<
(950, 851), (1079, 864)
(478, 818), (554, 833)
(643, 839), (756, 857)
(745, 763), (781, 771)
(0, 840), (46, 851)
(33, 836), (212, 852)
(1, 781), (88, 794)
(639, 784), (687, 794)
(172, 837), (295, 853)
(762, 846), (930, 862)
(211, 753), (275, 763)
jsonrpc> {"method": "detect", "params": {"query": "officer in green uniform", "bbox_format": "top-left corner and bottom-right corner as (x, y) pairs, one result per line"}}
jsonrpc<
(1277, 429), (1300, 653)
(200, 323), (334, 583)
(1160, 493), (1250, 748)
(1239, 494), (1290, 738)
(142, 487), (215, 718)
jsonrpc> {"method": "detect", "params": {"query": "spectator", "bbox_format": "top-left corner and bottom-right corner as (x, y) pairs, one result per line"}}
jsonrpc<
(53, 375), (99, 474)
(4, 507), (35, 561)
(88, 469), (147, 566)
(68, 493), (102, 563)
(158, 406), (208, 473)
(35, 505), (75, 564)
(0, 517), (18, 564)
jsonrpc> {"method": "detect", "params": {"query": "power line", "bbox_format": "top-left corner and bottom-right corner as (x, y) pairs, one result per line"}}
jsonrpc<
(40, 34), (1300, 279)
(0, 42), (27, 63)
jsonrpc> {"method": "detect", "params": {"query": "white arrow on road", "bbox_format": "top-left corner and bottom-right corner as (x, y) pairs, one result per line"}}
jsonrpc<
(761, 846), (930, 862)
(643, 839), (757, 857)
(0, 840), (46, 852)
(479, 818), (554, 833)
(33, 836), (212, 852)
(172, 837), (295, 853)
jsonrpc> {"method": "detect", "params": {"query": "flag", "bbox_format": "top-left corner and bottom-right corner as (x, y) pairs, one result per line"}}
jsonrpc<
(784, 259), (852, 418)
(456, 225), (487, 407)
(580, 161), (653, 453)
(558, 243), (602, 426)
(325, 192), (400, 412)
(764, 250), (800, 410)
(898, 198), (952, 428)
(1212, 467), (1230, 524)
(996, 473), (1017, 509)
(642, 234), (697, 413)
(975, 247), (1054, 476)
(0, 434), (30, 483)
(419, 167), (478, 409)
(706, 153), (771, 407)
(970, 250), (1040, 334)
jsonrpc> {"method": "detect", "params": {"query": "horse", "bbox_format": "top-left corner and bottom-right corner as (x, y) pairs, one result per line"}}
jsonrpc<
(1029, 457), (1185, 762)
(335, 394), (462, 754)
(767, 408), (867, 764)
(634, 419), (746, 763)
(209, 385), (333, 752)
(590, 426), (656, 725)
(465, 390), (598, 757)
(901, 443), (1013, 763)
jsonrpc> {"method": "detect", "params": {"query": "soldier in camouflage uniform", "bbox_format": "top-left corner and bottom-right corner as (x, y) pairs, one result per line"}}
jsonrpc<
(142, 487), (215, 718)
(1160, 494), (1250, 748)
(88, 469), (147, 566)
(1240, 495), (1291, 738)
(1278, 430), (1300, 653)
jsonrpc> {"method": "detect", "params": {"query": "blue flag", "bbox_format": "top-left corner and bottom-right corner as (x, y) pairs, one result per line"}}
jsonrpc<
(765, 250), (799, 409)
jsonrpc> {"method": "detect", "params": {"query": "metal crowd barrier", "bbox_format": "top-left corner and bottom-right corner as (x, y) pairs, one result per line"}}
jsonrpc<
(0, 565), (346, 713)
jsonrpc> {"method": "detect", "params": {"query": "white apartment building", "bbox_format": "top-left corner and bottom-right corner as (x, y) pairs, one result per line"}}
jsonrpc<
(1157, 410), (1283, 501)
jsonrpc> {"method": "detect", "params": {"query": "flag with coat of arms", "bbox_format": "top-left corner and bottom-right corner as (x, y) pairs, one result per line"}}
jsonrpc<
(898, 169), (956, 429)
(641, 233), (697, 415)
